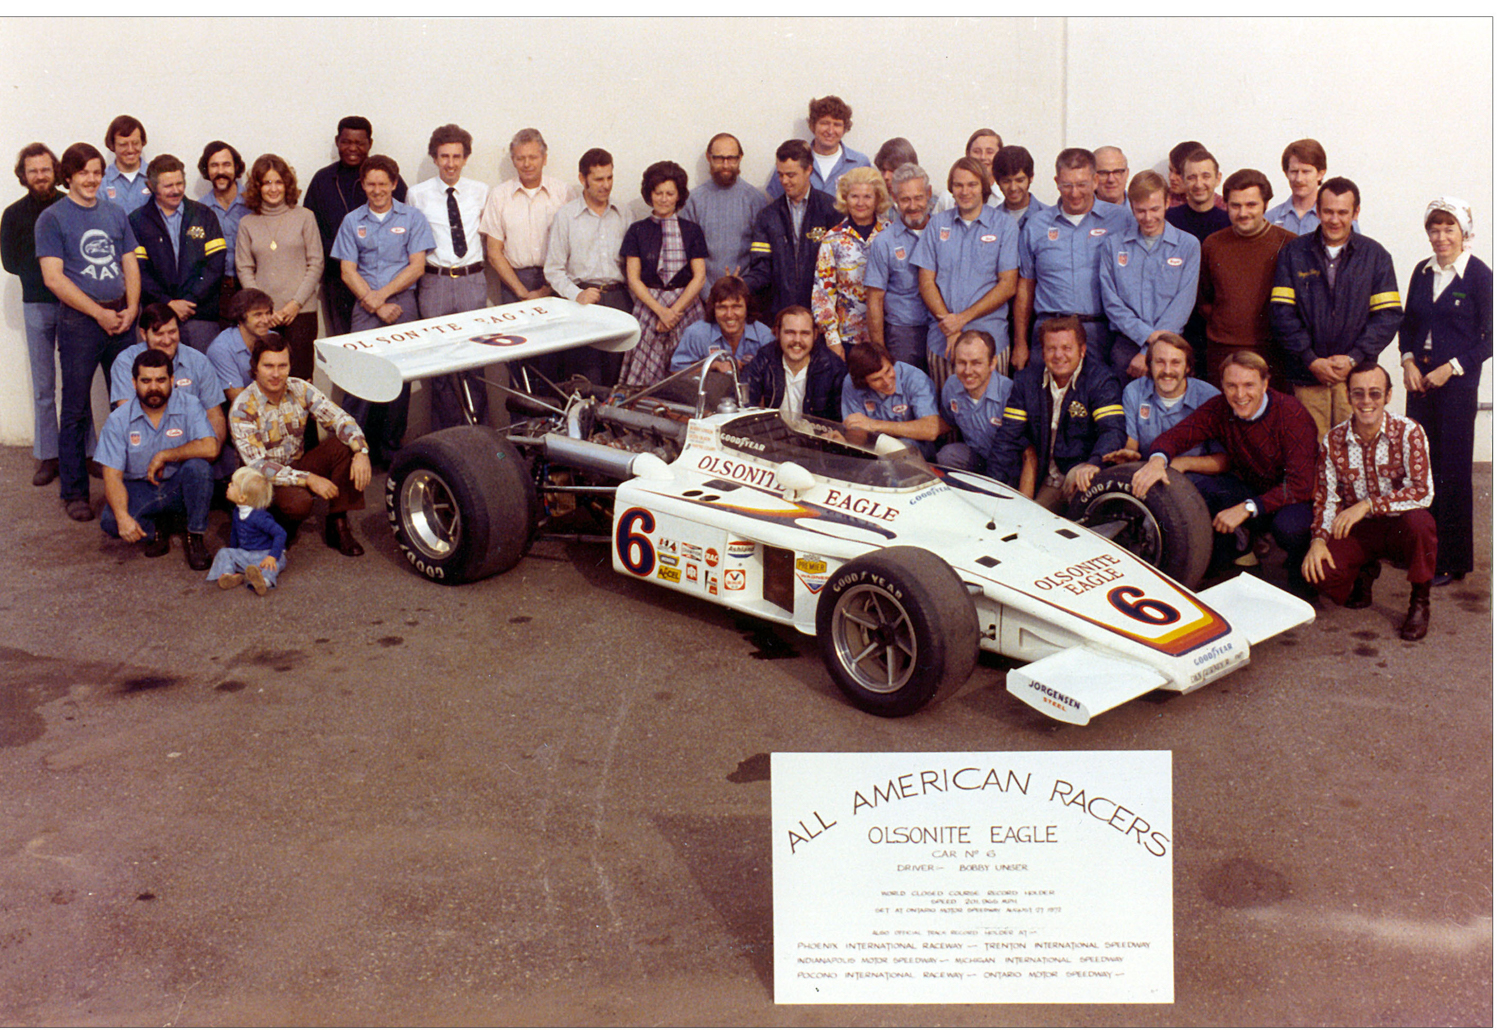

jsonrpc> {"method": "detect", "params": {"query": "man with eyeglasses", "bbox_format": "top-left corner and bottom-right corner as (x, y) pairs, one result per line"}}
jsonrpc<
(682, 133), (767, 304)
(1093, 146), (1129, 206)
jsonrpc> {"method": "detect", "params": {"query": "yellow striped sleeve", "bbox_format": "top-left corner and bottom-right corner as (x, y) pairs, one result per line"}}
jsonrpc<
(1369, 290), (1401, 311)
(749, 242), (771, 254)
(204, 238), (227, 255)
(1092, 404), (1125, 420)
(133, 246), (148, 260)
(1269, 285), (1296, 305)
(1002, 406), (1028, 421)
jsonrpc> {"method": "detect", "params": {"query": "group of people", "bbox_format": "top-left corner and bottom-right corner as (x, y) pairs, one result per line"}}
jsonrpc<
(1, 100), (1489, 630)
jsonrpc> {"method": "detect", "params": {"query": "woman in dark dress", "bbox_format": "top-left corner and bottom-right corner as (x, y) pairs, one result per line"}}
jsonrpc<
(620, 161), (707, 387)
(1399, 197), (1491, 584)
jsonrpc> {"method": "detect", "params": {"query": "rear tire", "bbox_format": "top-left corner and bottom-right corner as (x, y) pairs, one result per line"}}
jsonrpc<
(815, 547), (979, 717)
(385, 426), (535, 584)
(1070, 461), (1212, 588)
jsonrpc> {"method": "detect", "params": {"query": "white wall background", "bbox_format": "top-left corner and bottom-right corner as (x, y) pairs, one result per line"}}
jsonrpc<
(0, 16), (1490, 454)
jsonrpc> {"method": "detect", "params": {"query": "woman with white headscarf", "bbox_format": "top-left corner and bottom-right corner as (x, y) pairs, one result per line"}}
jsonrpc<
(1399, 197), (1491, 585)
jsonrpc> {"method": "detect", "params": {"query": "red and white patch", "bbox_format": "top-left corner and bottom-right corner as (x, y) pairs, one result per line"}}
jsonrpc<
(106, 187), (117, 199)
(128, 432), (141, 446)
(950, 399), (960, 412)
(1117, 252), (1129, 267)
(1167, 256), (1184, 266)
(165, 427), (183, 438)
(980, 234), (997, 243)
(1139, 404), (1152, 420)
(893, 246), (906, 260)
(1047, 228), (1059, 241)
(939, 227), (951, 242)
(175, 377), (191, 388)
(989, 416), (1003, 426)
(864, 400), (876, 414)
(1089, 228), (1108, 237)
(391, 226), (406, 234)
(705, 548), (719, 567)
(892, 404), (909, 415)
(356, 225), (367, 239)
(724, 569), (746, 591)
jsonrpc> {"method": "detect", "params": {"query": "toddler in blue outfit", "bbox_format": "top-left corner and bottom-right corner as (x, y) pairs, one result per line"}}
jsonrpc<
(207, 467), (288, 595)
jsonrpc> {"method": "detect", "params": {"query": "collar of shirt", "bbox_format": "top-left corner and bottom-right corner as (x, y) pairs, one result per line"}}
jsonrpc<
(1235, 392), (1271, 423)
(1423, 249), (1471, 279)
(1047, 360), (1082, 401)
(501, 175), (565, 201)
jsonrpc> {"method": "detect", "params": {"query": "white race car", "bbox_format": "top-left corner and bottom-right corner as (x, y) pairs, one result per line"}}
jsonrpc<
(316, 301), (1314, 725)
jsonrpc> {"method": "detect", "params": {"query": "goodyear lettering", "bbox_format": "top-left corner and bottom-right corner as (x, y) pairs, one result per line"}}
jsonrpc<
(720, 433), (765, 452)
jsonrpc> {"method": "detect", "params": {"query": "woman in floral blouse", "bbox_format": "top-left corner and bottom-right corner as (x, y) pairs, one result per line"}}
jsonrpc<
(811, 167), (889, 360)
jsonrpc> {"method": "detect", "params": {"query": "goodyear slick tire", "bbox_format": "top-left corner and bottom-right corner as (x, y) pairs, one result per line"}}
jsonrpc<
(385, 426), (535, 584)
(1069, 461), (1212, 589)
(815, 546), (979, 718)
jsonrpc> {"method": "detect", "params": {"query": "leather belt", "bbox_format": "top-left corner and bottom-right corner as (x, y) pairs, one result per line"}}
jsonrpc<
(426, 262), (485, 278)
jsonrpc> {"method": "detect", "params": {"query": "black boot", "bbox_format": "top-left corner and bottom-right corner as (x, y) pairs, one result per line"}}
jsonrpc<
(1344, 560), (1381, 609)
(1400, 581), (1431, 641)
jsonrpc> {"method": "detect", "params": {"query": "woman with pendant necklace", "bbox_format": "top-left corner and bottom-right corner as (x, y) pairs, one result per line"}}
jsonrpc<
(235, 154), (323, 379)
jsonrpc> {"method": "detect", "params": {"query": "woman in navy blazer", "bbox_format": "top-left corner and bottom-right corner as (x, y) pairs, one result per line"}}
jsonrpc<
(1399, 197), (1491, 583)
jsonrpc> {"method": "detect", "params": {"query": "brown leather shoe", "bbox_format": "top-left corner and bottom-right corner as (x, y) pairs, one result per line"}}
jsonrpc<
(1400, 581), (1431, 641)
(32, 458), (58, 487)
(1344, 560), (1381, 609)
(325, 515), (364, 557)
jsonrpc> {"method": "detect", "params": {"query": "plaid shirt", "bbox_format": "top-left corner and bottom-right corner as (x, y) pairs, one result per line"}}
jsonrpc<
(1312, 410), (1433, 540)
(229, 379), (366, 487)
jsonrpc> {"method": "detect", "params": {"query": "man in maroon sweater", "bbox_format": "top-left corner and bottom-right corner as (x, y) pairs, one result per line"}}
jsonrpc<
(1130, 349), (1318, 596)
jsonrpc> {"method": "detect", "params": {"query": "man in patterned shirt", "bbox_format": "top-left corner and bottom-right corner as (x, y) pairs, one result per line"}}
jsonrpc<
(1301, 362), (1436, 639)
(229, 336), (371, 556)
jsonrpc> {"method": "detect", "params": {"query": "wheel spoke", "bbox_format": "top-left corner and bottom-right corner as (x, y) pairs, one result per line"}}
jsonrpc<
(841, 607), (879, 631)
(852, 639), (881, 664)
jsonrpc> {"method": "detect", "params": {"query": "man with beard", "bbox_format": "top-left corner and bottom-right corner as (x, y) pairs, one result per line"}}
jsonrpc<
(682, 133), (767, 304)
(129, 153), (226, 353)
(306, 116), (407, 338)
(96, 348), (217, 569)
(864, 162), (937, 374)
(198, 141), (249, 325)
(2, 143), (67, 486)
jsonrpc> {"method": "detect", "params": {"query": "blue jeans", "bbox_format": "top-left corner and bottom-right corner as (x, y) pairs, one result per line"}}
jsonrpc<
(23, 301), (61, 460)
(100, 457), (214, 539)
(58, 305), (132, 501)
(1193, 472), (1313, 578)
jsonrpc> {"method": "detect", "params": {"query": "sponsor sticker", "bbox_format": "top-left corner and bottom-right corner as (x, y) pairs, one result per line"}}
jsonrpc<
(795, 556), (828, 575)
(797, 572), (829, 594)
(658, 538), (677, 553)
(724, 569), (746, 590)
(473, 333), (526, 347)
(685, 422), (719, 450)
(707, 574), (718, 595)
(657, 565), (681, 583)
(727, 540), (755, 559)
(705, 548), (720, 567)
(686, 563), (699, 582)
(681, 543), (704, 562)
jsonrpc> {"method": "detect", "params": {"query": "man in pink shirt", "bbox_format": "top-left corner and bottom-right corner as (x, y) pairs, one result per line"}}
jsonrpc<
(479, 128), (575, 305)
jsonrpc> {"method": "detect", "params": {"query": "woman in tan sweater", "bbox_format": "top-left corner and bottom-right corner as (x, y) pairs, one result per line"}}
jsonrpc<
(235, 154), (323, 378)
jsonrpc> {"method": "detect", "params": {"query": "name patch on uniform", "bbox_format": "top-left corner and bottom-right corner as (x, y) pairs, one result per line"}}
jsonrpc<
(1166, 256), (1184, 266)
(165, 427), (184, 438)
(1089, 228), (1108, 237)
(391, 226), (407, 234)
(989, 416), (1003, 426)
(176, 377), (191, 387)
(939, 228), (951, 242)
(892, 404), (909, 415)
(980, 234), (997, 243)
(1047, 228), (1060, 241)
(1117, 252), (1129, 267)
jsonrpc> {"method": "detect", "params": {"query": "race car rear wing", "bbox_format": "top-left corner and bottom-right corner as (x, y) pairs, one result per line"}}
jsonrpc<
(314, 299), (641, 402)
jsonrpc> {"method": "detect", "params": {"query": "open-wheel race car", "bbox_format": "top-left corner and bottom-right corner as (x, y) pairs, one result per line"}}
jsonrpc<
(315, 300), (1314, 725)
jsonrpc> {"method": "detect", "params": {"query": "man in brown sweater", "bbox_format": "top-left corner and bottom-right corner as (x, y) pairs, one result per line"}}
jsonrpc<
(1197, 168), (1296, 386)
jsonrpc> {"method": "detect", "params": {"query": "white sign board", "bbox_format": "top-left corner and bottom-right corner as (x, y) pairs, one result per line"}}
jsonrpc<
(772, 751), (1173, 1005)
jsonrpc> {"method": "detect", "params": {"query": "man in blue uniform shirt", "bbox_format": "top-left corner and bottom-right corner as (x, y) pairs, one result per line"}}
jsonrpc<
(912, 157), (1019, 386)
(840, 343), (945, 459)
(110, 304), (225, 442)
(766, 96), (870, 199)
(1013, 148), (1134, 371)
(937, 329), (1012, 471)
(1103, 333), (1223, 489)
(865, 163), (936, 374)
(670, 275), (775, 373)
(97, 348), (218, 569)
(1100, 170), (1201, 382)
(130, 154), (226, 353)
(332, 155), (434, 464)
(101, 115), (152, 214)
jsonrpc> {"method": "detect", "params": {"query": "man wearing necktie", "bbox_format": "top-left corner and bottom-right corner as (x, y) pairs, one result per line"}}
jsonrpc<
(409, 124), (492, 430)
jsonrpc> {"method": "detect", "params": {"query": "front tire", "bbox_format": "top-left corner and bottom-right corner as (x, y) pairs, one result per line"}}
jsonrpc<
(385, 426), (535, 584)
(815, 547), (979, 717)
(1070, 461), (1212, 588)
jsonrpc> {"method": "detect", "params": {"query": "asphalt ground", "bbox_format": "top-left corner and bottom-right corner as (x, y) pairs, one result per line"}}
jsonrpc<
(0, 448), (1490, 1026)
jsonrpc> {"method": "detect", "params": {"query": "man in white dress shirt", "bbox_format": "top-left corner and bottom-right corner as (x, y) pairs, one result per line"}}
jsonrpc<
(409, 124), (491, 430)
